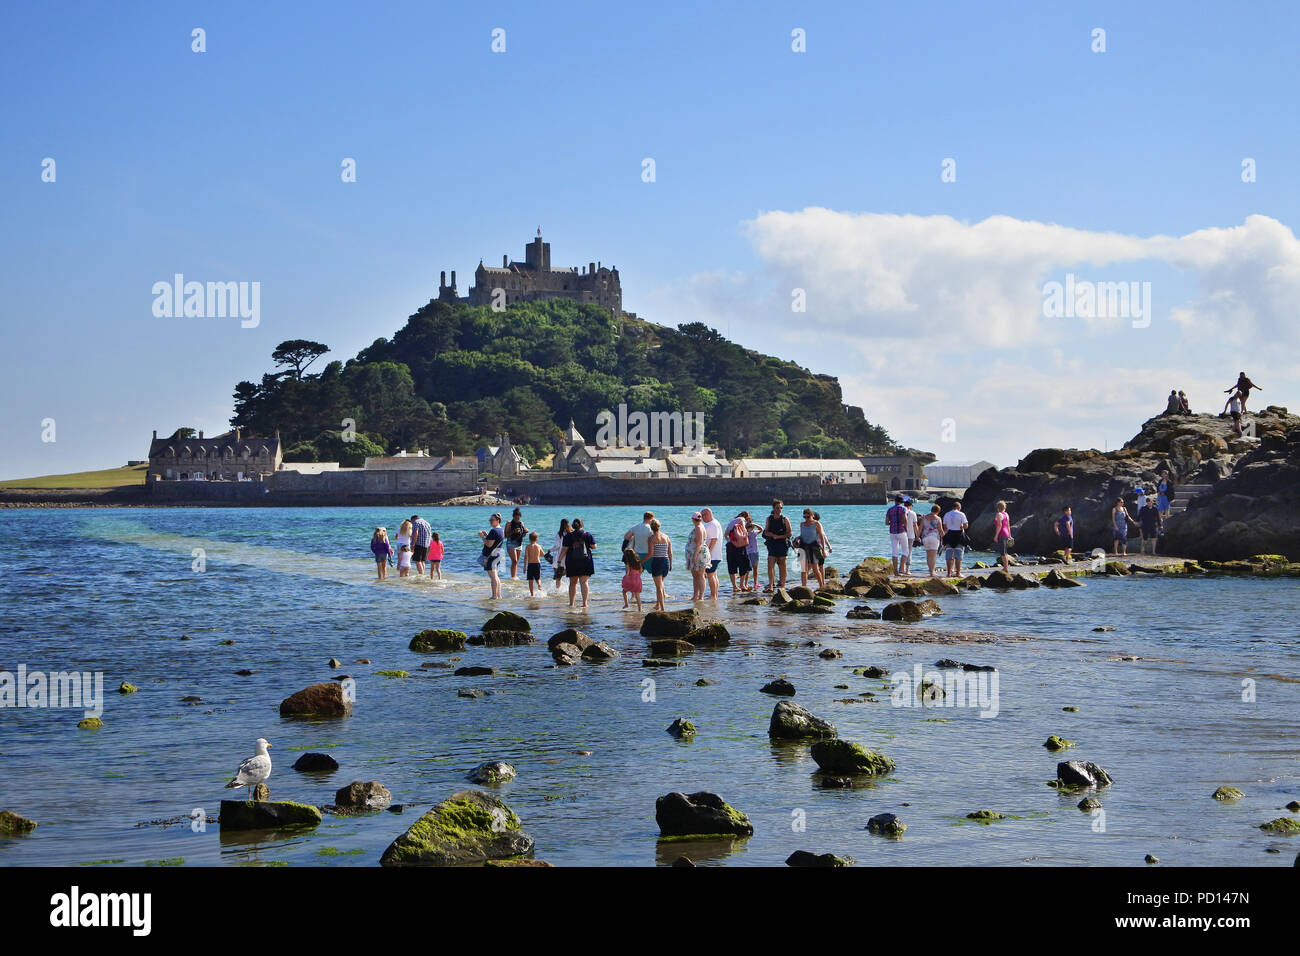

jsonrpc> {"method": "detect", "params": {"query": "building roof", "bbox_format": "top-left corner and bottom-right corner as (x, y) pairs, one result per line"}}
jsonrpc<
(563, 419), (585, 444)
(667, 454), (729, 468)
(734, 458), (867, 472)
(591, 459), (668, 475)
(149, 430), (279, 459)
(364, 455), (477, 471)
(927, 460), (996, 469)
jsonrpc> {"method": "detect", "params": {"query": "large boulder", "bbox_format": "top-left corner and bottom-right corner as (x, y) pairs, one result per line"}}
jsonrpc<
(547, 628), (594, 652)
(684, 622), (731, 646)
(381, 790), (534, 866)
(467, 761), (517, 785)
(648, 639), (694, 657)
(1056, 760), (1114, 789)
(292, 752), (339, 772)
(845, 557), (893, 590)
(483, 611), (530, 633)
(220, 799), (322, 830)
(581, 641), (619, 662)
(639, 609), (698, 638)
(279, 682), (352, 718)
(881, 600), (941, 622)
(655, 791), (753, 838)
(0, 810), (36, 835)
(409, 629), (468, 652)
(810, 739), (895, 775)
(468, 630), (537, 647)
(768, 700), (837, 739)
(334, 780), (392, 812)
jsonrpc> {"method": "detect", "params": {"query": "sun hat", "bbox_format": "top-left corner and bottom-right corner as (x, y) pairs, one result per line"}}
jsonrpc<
(691, 511), (702, 520)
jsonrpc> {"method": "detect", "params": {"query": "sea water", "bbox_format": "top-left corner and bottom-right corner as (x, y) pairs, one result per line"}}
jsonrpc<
(0, 505), (1296, 867)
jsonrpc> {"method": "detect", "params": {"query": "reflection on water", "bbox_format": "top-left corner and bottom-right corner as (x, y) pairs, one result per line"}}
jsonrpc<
(0, 505), (1297, 867)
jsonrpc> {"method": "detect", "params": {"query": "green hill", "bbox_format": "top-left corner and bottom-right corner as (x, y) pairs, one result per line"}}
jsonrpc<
(0, 464), (147, 490)
(230, 299), (897, 466)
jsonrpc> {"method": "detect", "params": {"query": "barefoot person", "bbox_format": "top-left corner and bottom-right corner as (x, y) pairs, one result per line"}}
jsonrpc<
(549, 519), (570, 591)
(942, 501), (968, 577)
(919, 505), (943, 577)
(504, 508), (528, 580)
(902, 498), (918, 576)
(478, 513), (505, 599)
(370, 527), (392, 581)
(885, 495), (910, 576)
(700, 507), (723, 601)
(1055, 506), (1074, 563)
(724, 510), (752, 595)
(1137, 497), (1163, 555)
(621, 547), (644, 611)
(428, 532), (444, 579)
(992, 501), (1013, 573)
(687, 512), (708, 601)
(524, 532), (544, 595)
(1111, 498), (1137, 557)
(648, 518), (673, 612)
(409, 514), (432, 575)
(559, 517), (596, 609)
(762, 499), (793, 592)
(798, 508), (832, 589)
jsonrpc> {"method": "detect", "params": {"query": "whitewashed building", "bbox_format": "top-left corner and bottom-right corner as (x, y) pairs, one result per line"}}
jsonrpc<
(924, 460), (996, 489)
(731, 458), (868, 483)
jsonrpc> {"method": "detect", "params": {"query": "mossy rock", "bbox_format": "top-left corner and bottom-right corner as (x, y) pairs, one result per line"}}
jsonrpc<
(655, 791), (753, 838)
(1104, 562), (1130, 576)
(219, 799), (322, 831)
(1077, 797), (1102, 811)
(374, 670), (409, 678)
(77, 717), (103, 730)
(666, 718), (697, 738)
(853, 666), (889, 679)
(648, 639), (694, 657)
(922, 578), (960, 596)
(1212, 786), (1245, 802)
(639, 609), (698, 638)
(381, 790), (533, 866)
(684, 622), (731, 646)
(483, 610), (530, 633)
(864, 583), (897, 599)
(866, 812), (906, 837)
(787, 585), (816, 601)
(0, 810), (37, 836)
(466, 761), (517, 785)
(1044, 735), (1075, 751)
(786, 850), (855, 866)
(810, 739), (894, 775)
(468, 630), (537, 647)
(1258, 817), (1300, 834)
(812, 595), (837, 608)
(779, 599), (835, 614)
(768, 700), (837, 740)
(409, 629), (468, 652)
(966, 810), (1005, 822)
(118, 682), (139, 695)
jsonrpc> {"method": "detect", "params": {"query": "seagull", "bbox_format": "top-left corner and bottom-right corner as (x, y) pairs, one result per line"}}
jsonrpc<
(225, 737), (272, 800)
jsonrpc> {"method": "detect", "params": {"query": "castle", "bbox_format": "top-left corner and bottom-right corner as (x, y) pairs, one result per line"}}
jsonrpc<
(438, 231), (622, 314)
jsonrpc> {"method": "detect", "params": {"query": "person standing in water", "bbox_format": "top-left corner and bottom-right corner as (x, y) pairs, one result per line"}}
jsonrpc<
(523, 532), (545, 596)
(919, 505), (943, 577)
(902, 498), (918, 576)
(885, 494), (910, 576)
(559, 517), (597, 610)
(797, 508), (832, 590)
(1111, 498), (1137, 557)
(549, 518), (571, 591)
(992, 501), (1013, 573)
(370, 527), (393, 580)
(409, 514), (432, 576)
(647, 518), (673, 612)
(762, 499), (793, 592)
(504, 508), (528, 580)
(478, 513), (505, 599)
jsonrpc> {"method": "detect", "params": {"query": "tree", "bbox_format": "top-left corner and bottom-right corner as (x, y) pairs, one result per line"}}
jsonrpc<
(272, 340), (330, 381)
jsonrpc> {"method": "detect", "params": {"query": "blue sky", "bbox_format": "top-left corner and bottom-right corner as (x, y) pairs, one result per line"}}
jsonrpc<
(3, 0), (1298, 478)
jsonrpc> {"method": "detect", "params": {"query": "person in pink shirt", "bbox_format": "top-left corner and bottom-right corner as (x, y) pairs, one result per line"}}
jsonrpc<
(427, 532), (444, 579)
(992, 500), (1013, 572)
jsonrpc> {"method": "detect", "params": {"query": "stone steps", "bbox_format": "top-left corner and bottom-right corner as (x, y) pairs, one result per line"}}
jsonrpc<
(1167, 483), (1213, 515)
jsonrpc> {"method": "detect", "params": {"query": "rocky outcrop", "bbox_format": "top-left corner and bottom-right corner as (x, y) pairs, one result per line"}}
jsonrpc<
(220, 799), (322, 830)
(962, 408), (1300, 559)
(409, 629), (468, 652)
(292, 752), (339, 772)
(0, 810), (37, 835)
(468, 631), (537, 647)
(280, 682), (352, 718)
(483, 611), (530, 633)
(334, 780), (392, 812)
(810, 739), (895, 775)
(380, 790), (534, 866)
(786, 850), (854, 866)
(768, 700), (837, 740)
(547, 628), (594, 652)
(639, 609), (698, 638)
(684, 622), (731, 646)
(655, 791), (753, 838)
(467, 761), (517, 785)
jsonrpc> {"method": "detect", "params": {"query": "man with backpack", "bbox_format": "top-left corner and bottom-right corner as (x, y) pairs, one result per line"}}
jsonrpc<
(762, 499), (793, 592)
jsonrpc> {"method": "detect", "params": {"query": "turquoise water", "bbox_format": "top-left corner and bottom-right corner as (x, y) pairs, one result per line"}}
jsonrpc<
(0, 504), (1297, 867)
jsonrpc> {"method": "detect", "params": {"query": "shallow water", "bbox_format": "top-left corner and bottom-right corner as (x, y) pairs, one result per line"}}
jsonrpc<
(0, 504), (1297, 867)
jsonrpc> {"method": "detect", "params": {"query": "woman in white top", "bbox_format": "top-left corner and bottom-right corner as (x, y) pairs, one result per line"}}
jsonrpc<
(396, 519), (413, 554)
(551, 519), (570, 591)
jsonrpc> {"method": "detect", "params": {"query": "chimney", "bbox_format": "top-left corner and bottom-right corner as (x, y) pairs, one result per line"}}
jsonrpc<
(503, 254), (509, 267)
(450, 270), (456, 287)
(589, 262), (595, 274)
(274, 428), (280, 443)
(152, 430), (157, 440)
(440, 270), (446, 287)
(235, 427), (241, 441)
(198, 430), (204, 439)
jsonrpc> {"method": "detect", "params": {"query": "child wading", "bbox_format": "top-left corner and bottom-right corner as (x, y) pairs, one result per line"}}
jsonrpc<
(370, 527), (392, 581)
(397, 544), (412, 577)
(428, 532), (443, 579)
(621, 548), (644, 611)
(524, 532), (544, 595)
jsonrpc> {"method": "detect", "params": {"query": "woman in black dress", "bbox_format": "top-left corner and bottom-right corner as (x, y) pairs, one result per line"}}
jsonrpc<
(558, 517), (597, 609)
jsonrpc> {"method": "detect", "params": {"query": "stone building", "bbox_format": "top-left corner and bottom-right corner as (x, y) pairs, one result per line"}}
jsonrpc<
(148, 428), (281, 481)
(476, 433), (528, 477)
(440, 232), (622, 315)
(732, 458), (868, 483)
(858, 453), (934, 492)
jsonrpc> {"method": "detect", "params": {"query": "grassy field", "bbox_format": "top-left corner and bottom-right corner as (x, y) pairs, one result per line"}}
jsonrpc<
(0, 464), (147, 490)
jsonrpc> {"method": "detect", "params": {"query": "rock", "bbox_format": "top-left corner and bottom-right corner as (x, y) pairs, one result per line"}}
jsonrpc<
(983, 569), (1016, 588)
(355, 658), (370, 664)
(639, 609), (698, 638)
(641, 658), (684, 668)
(695, 678), (714, 686)
(380, 790), (534, 866)
(0, 810), (37, 836)
(810, 739), (895, 775)
(648, 639), (695, 657)
(934, 659), (995, 672)
(1212, 786), (1245, 801)
(742, 597), (767, 606)
(235, 669), (256, 676)
(1287, 801), (1300, 812)
(581, 641), (619, 662)
(671, 856), (696, 867)
(966, 810), (1005, 821)
(551, 643), (582, 666)
(219, 799), (322, 831)
(547, 628), (594, 651)
(1258, 818), (1300, 834)
(374, 670), (409, 678)
(845, 557), (893, 590)
(328, 657), (342, 668)
(818, 776), (854, 789)
(1012, 573), (1041, 589)
(854, 665), (889, 679)
(1042, 569), (1084, 588)
(467, 761), (517, 785)
(335, 780), (392, 812)
(666, 718), (696, 738)
(768, 700), (837, 740)
(760, 678), (796, 696)
(483, 610), (530, 633)
(118, 681), (138, 694)
(1092, 626), (1116, 632)
(1063, 705), (1080, 712)
(866, 813), (906, 836)
(77, 717), (103, 729)
(292, 752), (339, 772)
(454, 666), (496, 676)
(421, 661), (452, 669)
(787, 585), (816, 601)
(818, 648), (842, 659)
(483, 858), (553, 867)
(468, 630), (537, 647)
(846, 605), (880, 619)
(959, 576), (982, 590)
(1104, 561), (1130, 576)
(881, 600), (940, 622)
(252, 784), (270, 802)
(864, 583), (897, 599)
(1044, 735), (1075, 751)
(409, 629), (468, 652)
(458, 688), (489, 698)
(770, 587), (792, 606)
(1078, 797), (1102, 811)
(786, 850), (854, 867)
(1056, 760), (1113, 789)
(815, 587), (844, 600)
(655, 791), (753, 838)
(684, 622), (731, 646)
(1144, 854), (1159, 864)
(922, 578), (960, 596)
(779, 599), (835, 614)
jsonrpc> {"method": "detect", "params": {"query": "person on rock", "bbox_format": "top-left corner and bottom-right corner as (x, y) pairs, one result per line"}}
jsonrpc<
(1111, 498), (1137, 557)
